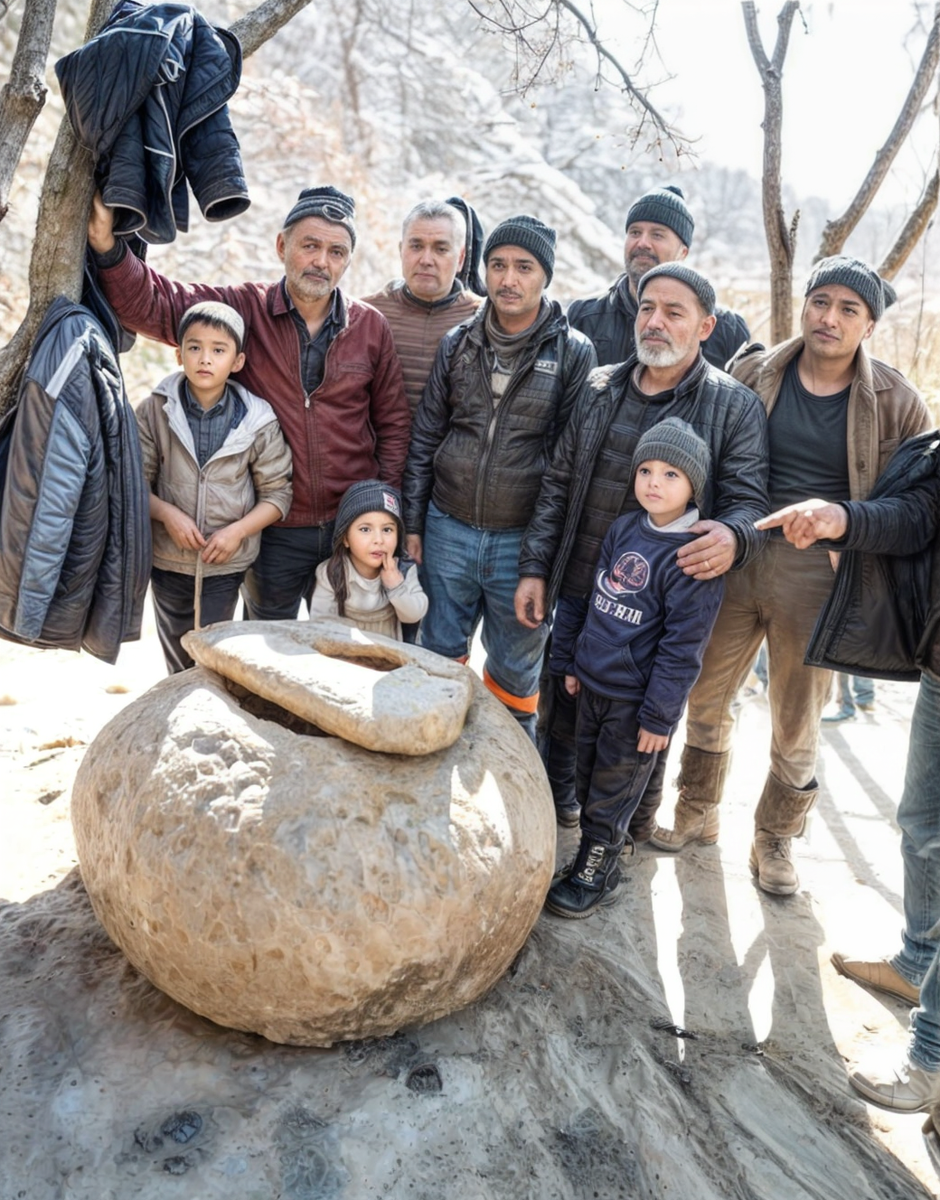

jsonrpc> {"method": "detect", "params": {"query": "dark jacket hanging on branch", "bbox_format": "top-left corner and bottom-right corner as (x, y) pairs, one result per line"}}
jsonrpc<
(55, 0), (250, 245)
(0, 297), (151, 663)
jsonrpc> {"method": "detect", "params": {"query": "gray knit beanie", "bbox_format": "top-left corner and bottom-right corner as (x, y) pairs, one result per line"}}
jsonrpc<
(333, 480), (403, 550)
(625, 185), (694, 248)
(177, 301), (245, 354)
(631, 418), (711, 511)
(637, 262), (716, 316)
(483, 214), (556, 285)
(284, 185), (357, 249)
(804, 255), (896, 320)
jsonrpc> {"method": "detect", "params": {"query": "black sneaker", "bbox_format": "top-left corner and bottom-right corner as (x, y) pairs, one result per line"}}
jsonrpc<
(545, 839), (623, 919)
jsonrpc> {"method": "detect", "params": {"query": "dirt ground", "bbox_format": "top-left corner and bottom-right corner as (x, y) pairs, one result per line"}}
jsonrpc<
(0, 603), (936, 1199)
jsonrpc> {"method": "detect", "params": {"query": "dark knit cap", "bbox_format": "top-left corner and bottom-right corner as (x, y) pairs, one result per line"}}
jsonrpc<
(483, 214), (556, 285)
(637, 262), (716, 316)
(333, 480), (403, 550)
(631, 417), (711, 512)
(178, 301), (245, 353)
(804, 255), (897, 321)
(625, 185), (694, 248)
(283, 185), (357, 249)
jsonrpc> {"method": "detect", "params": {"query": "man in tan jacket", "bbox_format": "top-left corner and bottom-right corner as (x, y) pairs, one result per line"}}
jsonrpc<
(651, 256), (931, 894)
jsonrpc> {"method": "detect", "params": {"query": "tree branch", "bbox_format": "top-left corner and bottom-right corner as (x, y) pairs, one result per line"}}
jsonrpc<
(817, 2), (940, 259)
(230, 0), (318, 58)
(0, 0), (58, 223)
(879, 169), (939, 279)
(742, 0), (800, 343)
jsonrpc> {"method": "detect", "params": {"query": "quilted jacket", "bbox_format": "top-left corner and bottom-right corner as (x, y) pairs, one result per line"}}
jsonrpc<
(56, 0), (249, 244)
(0, 297), (151, 662)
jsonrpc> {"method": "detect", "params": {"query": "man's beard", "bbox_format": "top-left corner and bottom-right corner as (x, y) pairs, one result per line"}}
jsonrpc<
(636, 335), (687, 368)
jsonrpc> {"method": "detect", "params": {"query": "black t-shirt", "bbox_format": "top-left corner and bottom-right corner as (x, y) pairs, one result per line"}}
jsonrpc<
(768, 358), (850, 511)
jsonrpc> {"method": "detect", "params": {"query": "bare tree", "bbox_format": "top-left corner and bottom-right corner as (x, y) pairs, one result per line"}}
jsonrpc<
(744, 0), (940, 344)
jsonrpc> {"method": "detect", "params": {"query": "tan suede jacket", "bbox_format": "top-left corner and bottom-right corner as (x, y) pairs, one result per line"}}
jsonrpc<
(731, 336), (931, 500)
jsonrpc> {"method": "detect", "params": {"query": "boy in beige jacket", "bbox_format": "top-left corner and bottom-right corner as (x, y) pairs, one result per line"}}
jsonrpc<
(136, 301), (292, 672)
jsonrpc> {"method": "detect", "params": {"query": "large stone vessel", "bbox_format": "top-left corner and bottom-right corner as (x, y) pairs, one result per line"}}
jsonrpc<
(71, 619), (556, 1045)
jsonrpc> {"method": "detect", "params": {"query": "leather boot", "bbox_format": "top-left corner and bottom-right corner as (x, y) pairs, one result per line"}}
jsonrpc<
(649, 746), (730, 852)
(749, 773), (818, 896)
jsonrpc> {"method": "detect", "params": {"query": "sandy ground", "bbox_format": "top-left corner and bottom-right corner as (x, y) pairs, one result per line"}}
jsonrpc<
(0, 602), (936, 1199)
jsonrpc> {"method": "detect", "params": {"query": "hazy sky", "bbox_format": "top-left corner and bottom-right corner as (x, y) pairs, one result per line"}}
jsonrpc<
(618, 0), (936, 207)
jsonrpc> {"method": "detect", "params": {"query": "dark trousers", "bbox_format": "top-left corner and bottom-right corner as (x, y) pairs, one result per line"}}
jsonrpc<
(151, 566), (245, 674)
(575, 685), (662, 847)
(241, 523), (334, 621)
(541, 672), (670, 837)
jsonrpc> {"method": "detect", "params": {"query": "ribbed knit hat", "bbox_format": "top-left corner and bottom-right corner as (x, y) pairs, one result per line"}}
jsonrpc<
(637, 262), (716, 316)
(625, 185), (694, 248)
(631, 417), (711, 511)
(804, 255), (896, 321)
(333, 480), (403, 550)
(483, 214), (556, 285)
(178, 301), (245, 353)
(284, 185), (357, 249)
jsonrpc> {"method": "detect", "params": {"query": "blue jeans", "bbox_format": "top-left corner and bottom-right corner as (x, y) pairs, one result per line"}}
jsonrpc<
(241, 523), (334, 621)
(837, 672), (875, 712)
(419, 503), (547, 736)
(891, 671), (940, 1069)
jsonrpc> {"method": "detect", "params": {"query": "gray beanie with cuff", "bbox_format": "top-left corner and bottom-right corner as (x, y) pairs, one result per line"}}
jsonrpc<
(625, 185), (694, 248)
(483, 215), (556, 285)
(637, 262), (716, 316)
(631, 417), (711, 512)
(804, 255), (896, 321)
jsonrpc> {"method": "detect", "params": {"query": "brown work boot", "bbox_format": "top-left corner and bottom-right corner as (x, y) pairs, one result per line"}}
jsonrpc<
(830, 954), (920, 1005)
(649, 745), (728, 852)
(750, 772), (818, 896)
(749, 832), (798, 895)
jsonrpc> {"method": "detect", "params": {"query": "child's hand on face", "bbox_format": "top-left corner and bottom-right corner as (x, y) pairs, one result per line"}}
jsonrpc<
(379, 550), (404, 589)
(202, 524), (243, 565)
(564, 674), (581, 697)
(161, 506), (207, 552)
(637, 727), (668, 754)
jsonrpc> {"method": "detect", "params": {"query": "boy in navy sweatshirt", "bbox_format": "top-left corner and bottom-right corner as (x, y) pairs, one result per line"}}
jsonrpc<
(546, 418), (724, 918)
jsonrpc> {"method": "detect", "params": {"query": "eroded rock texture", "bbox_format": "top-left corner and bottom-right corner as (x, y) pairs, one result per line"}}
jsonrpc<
(71, 621), (555, 1045)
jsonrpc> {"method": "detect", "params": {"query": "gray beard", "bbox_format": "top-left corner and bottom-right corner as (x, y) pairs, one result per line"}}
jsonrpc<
(636, 338), (686, 368)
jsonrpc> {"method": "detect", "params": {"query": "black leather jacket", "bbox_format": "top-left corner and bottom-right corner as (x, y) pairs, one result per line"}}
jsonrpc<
(403, 301), (596, 534)
(568, 276), (750, 370)
(804, 430), (940, 681)
(0, 298), (151, 662)
(56, 1), (249, 244)
(520, 352), (769, 611)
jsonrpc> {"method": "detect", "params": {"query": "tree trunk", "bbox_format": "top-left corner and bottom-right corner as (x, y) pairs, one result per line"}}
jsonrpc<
(0, 0), (317, 413)
(742, 0), (801, 346)
(0, 0), (57, 223)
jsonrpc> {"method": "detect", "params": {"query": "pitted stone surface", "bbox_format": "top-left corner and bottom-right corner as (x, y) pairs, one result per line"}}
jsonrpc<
(182, 618), (473, 755)
(71, 624), (555, 1045)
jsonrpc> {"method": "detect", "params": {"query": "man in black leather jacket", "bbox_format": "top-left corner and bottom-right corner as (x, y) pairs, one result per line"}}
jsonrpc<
(515, 263), (768, 827)
(403, 215), (596, 739)
(758, 449), (940, 1114)
(567, 185), (749, 371)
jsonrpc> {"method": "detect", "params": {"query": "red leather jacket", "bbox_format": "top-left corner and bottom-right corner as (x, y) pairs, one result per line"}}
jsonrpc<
(98, 249), (411, 526)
